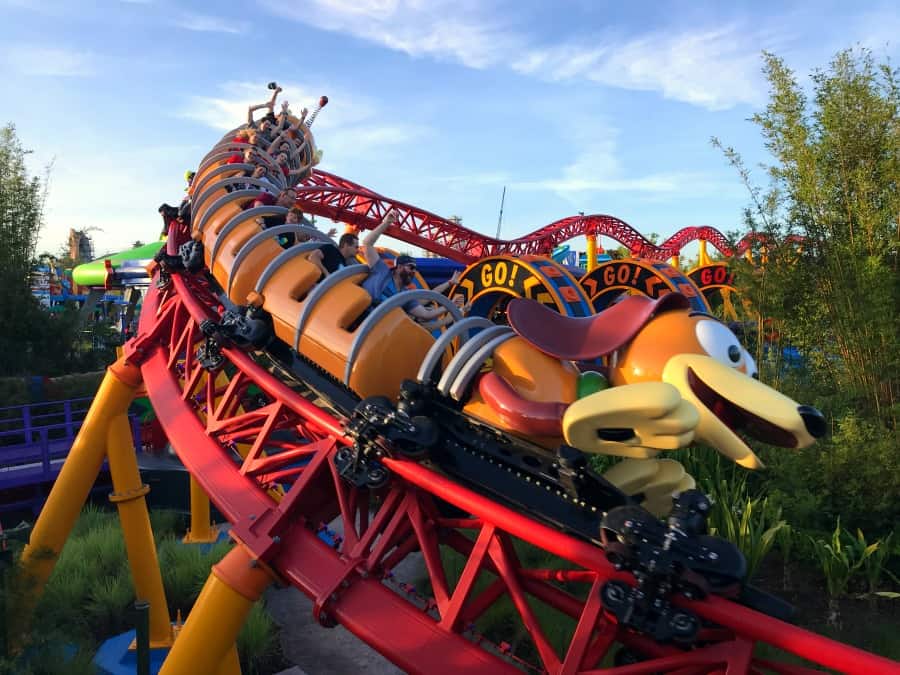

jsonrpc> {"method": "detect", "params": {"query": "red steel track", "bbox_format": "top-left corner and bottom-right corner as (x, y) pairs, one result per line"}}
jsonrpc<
(297, 171), (778, 262)
(129, 231), (898, 674)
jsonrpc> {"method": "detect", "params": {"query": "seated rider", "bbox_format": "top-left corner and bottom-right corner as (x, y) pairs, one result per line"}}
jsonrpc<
(309, 232), (360, 280)
(359, 210), (452, 323)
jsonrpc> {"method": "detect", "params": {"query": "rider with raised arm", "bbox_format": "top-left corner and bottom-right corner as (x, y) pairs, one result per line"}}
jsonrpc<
(247, 84), (283, 143)
(360, 210), (452, 323)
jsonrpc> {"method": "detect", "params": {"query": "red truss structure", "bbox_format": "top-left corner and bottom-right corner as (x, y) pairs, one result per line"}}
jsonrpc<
(662, 227), (735, 257)
(296, 171), (801, 263)
(127, 266), (897, 675)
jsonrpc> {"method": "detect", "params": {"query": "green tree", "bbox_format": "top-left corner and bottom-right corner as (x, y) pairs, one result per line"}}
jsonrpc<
(0, 124), (50, 376)
(0, 124), (45, 294)
(0, 124), (101, 378)
(715, 49), (899, 425)
(714, 49), (900, 535)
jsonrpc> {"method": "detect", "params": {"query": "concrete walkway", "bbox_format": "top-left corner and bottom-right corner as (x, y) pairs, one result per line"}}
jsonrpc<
(267, 585), (404, 675)
(267, 534), (422, 675)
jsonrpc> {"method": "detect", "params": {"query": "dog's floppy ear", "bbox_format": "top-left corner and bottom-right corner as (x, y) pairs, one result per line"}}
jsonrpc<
(507, 294), (690, 361)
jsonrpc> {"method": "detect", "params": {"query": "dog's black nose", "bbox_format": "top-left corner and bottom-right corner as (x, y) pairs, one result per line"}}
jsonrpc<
(798, 405), (826, 438)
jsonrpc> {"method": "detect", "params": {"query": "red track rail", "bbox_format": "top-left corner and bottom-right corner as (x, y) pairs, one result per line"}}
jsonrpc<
(296, 171), (795, 262)
(131, 266), (897, 674)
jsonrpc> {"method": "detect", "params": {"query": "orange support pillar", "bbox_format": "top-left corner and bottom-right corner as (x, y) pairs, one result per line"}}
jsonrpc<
(21, 358), (140, 592)
(159, 544), (275, 675)
(106, 414), (173, 646)
(183, 477), (218, 544)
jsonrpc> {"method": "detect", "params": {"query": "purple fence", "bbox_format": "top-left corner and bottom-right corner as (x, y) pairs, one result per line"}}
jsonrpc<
(0, 397), (140, 495)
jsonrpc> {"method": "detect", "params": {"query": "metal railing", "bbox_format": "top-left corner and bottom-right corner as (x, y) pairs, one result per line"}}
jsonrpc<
(0, 398), (140, 491)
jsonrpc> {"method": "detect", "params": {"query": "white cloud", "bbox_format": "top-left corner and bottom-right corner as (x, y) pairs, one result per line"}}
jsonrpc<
(509, 118), (725, 200)
(441, 170), (511, 186)
(258, 0), (522, 69)
(848, 7), (900, 54)
(511, 24), (779, 110)
(172, 12), (247, 34)
(180, 81), (375, 131)
(259, 0), (791, 111)
(3, 45), (96, 77)
(514, 171), (704, 195)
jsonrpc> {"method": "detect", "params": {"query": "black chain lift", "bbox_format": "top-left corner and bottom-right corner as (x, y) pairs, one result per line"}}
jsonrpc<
(599, 489), (794, 647)
(337, 379), (795, 629)
(196, 304), (275, 371)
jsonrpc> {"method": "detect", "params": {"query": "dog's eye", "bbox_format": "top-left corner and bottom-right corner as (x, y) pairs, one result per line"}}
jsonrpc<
(695, 319), (745, 369)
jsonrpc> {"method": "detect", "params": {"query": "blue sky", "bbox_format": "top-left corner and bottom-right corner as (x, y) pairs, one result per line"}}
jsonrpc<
(2, 0), (897, 259)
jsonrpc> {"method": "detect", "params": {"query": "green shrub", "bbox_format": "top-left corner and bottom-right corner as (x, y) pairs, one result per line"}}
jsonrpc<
(238, 602), (286, 675)
(0, 379), (28, 407)
(761, 412), (900, 538)
(12, 504), (287, 672)
(64, 520), (128, 581)
(44, 371), (104, 401)
(676, 447), (786, 581)
(157, 538), (231, 617)
(34, 563), (94, 641)
(85, 576), (134, 640)
(809, 518), (879, 627)
(854, 530), (898, 601)
(4, 634), (97, 675)
(149, 509), (187, 543)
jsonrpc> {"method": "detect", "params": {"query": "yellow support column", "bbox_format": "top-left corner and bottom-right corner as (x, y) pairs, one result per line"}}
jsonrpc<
(216, 646), (242, 675)
(183, 477), (218, 544)
(585, 234), (598, 272)
(20, 358), (140, 592)
(722, 291), (738, 322)
(160, 544), (274, 675)
(106, 414), (174, 646)
(698, 239), (711, 266)
(669, 254), (680, 269)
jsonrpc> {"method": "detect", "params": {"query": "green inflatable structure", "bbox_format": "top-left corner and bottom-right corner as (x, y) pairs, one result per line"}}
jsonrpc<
(72, 240), (165, 288)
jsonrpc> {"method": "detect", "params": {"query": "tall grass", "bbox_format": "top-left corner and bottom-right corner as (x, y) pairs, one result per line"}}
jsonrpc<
(677, 447), (785, 581)
(808, 518), (878, 628)
(70, 503), (109, 538)
(157, 537), (231, 617)
(35, 512), (131, 643)
(19, 506), (282, 671)
(238, 602), (286, 675)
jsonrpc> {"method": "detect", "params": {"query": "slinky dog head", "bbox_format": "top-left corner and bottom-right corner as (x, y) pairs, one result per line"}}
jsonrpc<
(503, 294), (826, 468)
